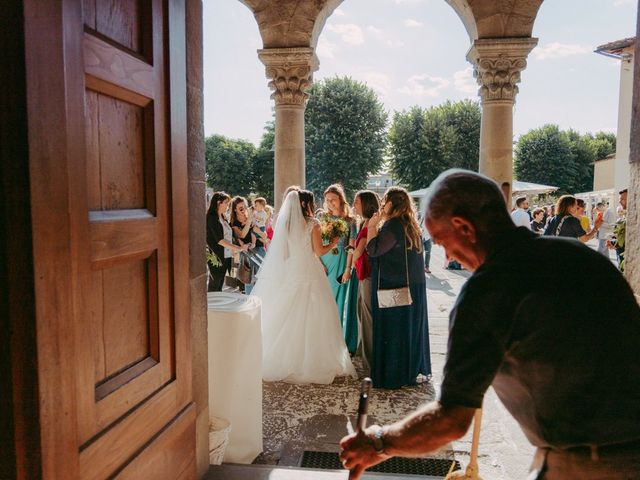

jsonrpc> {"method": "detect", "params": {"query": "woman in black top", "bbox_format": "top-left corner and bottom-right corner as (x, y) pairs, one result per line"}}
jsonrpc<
(543, 195), (600, 242)
(206, 192), (248, 292)
(230, 196), (268, 293)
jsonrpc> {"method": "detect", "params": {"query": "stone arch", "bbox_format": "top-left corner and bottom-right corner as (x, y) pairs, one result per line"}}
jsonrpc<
(446, 0), (543, 41)
(239, 0), (344, 49)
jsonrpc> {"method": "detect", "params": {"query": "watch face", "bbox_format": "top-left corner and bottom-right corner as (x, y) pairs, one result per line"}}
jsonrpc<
(372, 426), (385, 454)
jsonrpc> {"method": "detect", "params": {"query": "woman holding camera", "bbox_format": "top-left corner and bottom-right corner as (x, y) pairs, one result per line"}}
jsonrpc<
(206, 192), (249, 292)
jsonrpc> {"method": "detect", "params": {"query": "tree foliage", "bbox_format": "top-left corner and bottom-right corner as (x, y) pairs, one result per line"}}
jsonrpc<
(252, 120), (275, 204)
(514, 125), (617, 194)
(388, 100), (481, 191)
(305, 76), (388, 198)
(205, 134), (256, 196)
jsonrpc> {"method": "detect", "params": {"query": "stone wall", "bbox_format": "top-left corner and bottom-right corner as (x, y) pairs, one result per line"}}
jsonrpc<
(186, 1), (210, 477)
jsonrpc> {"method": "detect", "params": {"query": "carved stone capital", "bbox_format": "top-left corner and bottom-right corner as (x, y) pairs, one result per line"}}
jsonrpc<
(467, 38), (538, 104)
(258, 48), (319, 107)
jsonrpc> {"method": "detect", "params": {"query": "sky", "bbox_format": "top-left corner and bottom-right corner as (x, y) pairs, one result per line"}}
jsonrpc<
(203, 0), (637, 147)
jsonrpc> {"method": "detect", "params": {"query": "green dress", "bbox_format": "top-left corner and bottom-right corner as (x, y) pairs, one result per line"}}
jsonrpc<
(319, 215), (359, 353)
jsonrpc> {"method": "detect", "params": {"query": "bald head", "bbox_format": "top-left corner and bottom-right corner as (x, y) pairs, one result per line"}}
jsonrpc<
(424, 169), (514, 248)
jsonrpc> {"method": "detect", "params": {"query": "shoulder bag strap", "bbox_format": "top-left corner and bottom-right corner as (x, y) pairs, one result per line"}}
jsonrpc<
(377, 230), (410, 290)
(555, 215), (569, 236)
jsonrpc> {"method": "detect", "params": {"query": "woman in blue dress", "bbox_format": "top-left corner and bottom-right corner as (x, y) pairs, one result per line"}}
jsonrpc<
(319, 184), (359, 353)
(366, 187), (431, 389)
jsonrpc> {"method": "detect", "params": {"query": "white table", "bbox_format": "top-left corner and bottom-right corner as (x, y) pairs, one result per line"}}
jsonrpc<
(207, 292), (263, 463)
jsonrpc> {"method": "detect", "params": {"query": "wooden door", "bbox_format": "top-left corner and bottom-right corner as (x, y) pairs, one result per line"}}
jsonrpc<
(23, 1), (194, 478)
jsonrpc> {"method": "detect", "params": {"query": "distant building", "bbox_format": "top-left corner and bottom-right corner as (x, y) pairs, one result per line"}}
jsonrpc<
(366, 171), (400, 195)
(595, 37), (635, 207)
(593, 153), (615, 191)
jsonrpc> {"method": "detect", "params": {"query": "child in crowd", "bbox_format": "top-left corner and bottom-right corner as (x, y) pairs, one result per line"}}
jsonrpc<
(265, 205), (274, 241)
(253, 197), (268, 232)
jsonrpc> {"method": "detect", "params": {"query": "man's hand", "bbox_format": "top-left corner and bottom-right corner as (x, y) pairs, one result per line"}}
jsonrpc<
(339, 429), (389, 480)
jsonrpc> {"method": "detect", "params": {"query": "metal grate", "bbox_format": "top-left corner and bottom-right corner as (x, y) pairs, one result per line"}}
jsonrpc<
(300, 451), (461, 477)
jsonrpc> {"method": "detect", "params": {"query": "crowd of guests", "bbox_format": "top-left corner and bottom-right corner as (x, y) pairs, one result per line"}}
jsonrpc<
(206, 184), (432, 389)
(206, 194), (274, 293)
(509, 189), (628, 269)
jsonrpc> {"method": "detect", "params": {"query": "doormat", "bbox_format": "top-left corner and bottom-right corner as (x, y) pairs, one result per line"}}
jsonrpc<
(300, 450), (461, 477)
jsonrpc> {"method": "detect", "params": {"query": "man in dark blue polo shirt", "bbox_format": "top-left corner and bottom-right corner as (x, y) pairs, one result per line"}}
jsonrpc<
(340, 169), (640, 480)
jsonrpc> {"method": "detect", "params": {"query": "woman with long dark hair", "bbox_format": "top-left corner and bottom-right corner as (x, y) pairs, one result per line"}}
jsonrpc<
(352, 190), (379, 373)
(366, 186), (431, 389)
(544, 195), (601, 241)
(206, 192), (249, 291)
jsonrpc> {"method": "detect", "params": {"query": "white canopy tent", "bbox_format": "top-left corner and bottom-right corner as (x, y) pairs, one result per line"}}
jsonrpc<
(511, 180), (558, 196)
(410, 180), (558, 212)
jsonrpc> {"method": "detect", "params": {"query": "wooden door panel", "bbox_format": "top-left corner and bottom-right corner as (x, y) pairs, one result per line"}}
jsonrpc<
(100, 259), (150, 377)
(79, 383), (184, 480)
(25, 0), (192, 476)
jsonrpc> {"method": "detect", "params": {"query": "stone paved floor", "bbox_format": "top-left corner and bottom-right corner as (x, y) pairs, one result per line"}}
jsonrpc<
(255, 243), (539, 478)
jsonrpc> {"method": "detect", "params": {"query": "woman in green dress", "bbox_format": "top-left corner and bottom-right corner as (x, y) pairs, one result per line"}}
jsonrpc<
(319, 184), (358, 353)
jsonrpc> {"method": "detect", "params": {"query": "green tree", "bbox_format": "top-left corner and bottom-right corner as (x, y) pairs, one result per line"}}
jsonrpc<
(565, 129), (595, 193)
(388, 100), (481, 191)
(585, 131), (616, 162)
(514, 125), (574, 193)
(205, 134), (256, 196)
(305, 76), (388, 198)
(252, 120), (275, 204)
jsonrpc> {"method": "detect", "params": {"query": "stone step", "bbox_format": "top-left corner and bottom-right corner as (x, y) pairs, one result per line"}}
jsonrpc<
(205, 463), (443, 479)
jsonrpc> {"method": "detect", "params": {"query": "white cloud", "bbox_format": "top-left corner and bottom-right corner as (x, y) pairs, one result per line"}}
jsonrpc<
(316, 36), (338, 59)
(614, 0), (634, 6)
(394, 0), (426, 4)
(453, 67), (477, 95)
(404, 19), (423, 28)
(533, 42), (592, 60)
(334, 7), (346, 16)
(367, 25), (405, 48)
(399, 74), (450, 97)
(360, 72), (392, 96)
(327, 23), (364, 46)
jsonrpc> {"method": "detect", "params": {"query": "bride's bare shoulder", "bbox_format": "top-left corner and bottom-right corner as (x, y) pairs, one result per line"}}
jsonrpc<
(306, 216), (320, 227)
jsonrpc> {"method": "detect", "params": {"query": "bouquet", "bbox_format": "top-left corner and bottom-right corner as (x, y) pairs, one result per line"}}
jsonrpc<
(206, 246), (222, 267)
(319, 214), (349, 254)
(613, 218), (626, 271)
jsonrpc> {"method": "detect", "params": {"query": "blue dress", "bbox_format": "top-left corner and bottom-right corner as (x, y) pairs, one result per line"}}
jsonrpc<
(367, 217), (431, 389)
(319, 215), (358, 353)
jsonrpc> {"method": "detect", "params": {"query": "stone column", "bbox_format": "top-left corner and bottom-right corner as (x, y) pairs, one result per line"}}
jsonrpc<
(258, 48), (318, 209)
(467, 38), (537, 202)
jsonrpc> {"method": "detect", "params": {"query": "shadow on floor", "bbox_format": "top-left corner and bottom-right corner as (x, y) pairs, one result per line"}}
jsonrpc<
(256, 357), (437, 466)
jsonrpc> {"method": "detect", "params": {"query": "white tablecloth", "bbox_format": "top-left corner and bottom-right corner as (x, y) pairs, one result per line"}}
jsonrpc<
(207, 292), (263, 463)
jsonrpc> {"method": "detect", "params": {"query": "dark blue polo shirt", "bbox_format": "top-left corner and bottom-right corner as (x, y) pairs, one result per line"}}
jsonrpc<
(440, 227), (640, 449)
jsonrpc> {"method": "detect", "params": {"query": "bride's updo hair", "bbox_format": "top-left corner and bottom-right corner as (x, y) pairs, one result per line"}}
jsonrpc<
(298, 190), (316, 218)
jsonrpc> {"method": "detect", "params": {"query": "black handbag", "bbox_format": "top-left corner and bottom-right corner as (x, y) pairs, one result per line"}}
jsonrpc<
(236, 253), (252, 285)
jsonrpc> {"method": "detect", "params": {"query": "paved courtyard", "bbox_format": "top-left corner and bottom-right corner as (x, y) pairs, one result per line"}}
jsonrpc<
(256, 243), (540, 479)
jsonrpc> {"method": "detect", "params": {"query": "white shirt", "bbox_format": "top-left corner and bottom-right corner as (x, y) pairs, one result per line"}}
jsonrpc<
(220, 217), (233, 258)
(597, 207), (615, 240)
(253, 209), (268, 228)
(511, 208), (531, 229)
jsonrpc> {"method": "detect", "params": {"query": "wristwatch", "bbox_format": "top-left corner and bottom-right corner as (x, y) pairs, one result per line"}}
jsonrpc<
(371, 425), (386, 455)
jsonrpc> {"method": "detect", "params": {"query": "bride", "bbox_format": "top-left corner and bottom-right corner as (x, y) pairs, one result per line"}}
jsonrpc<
(252, 189), (356, 384)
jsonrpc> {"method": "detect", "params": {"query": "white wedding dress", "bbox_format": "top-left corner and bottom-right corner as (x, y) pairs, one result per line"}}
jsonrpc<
(252, 191), (356, 384)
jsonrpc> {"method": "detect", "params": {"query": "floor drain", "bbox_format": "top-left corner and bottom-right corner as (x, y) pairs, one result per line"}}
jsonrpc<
(300, 451), (461, 477)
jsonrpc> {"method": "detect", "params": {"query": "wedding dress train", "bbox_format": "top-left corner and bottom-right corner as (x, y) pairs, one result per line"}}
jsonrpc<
(252, 191), (356, 384)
